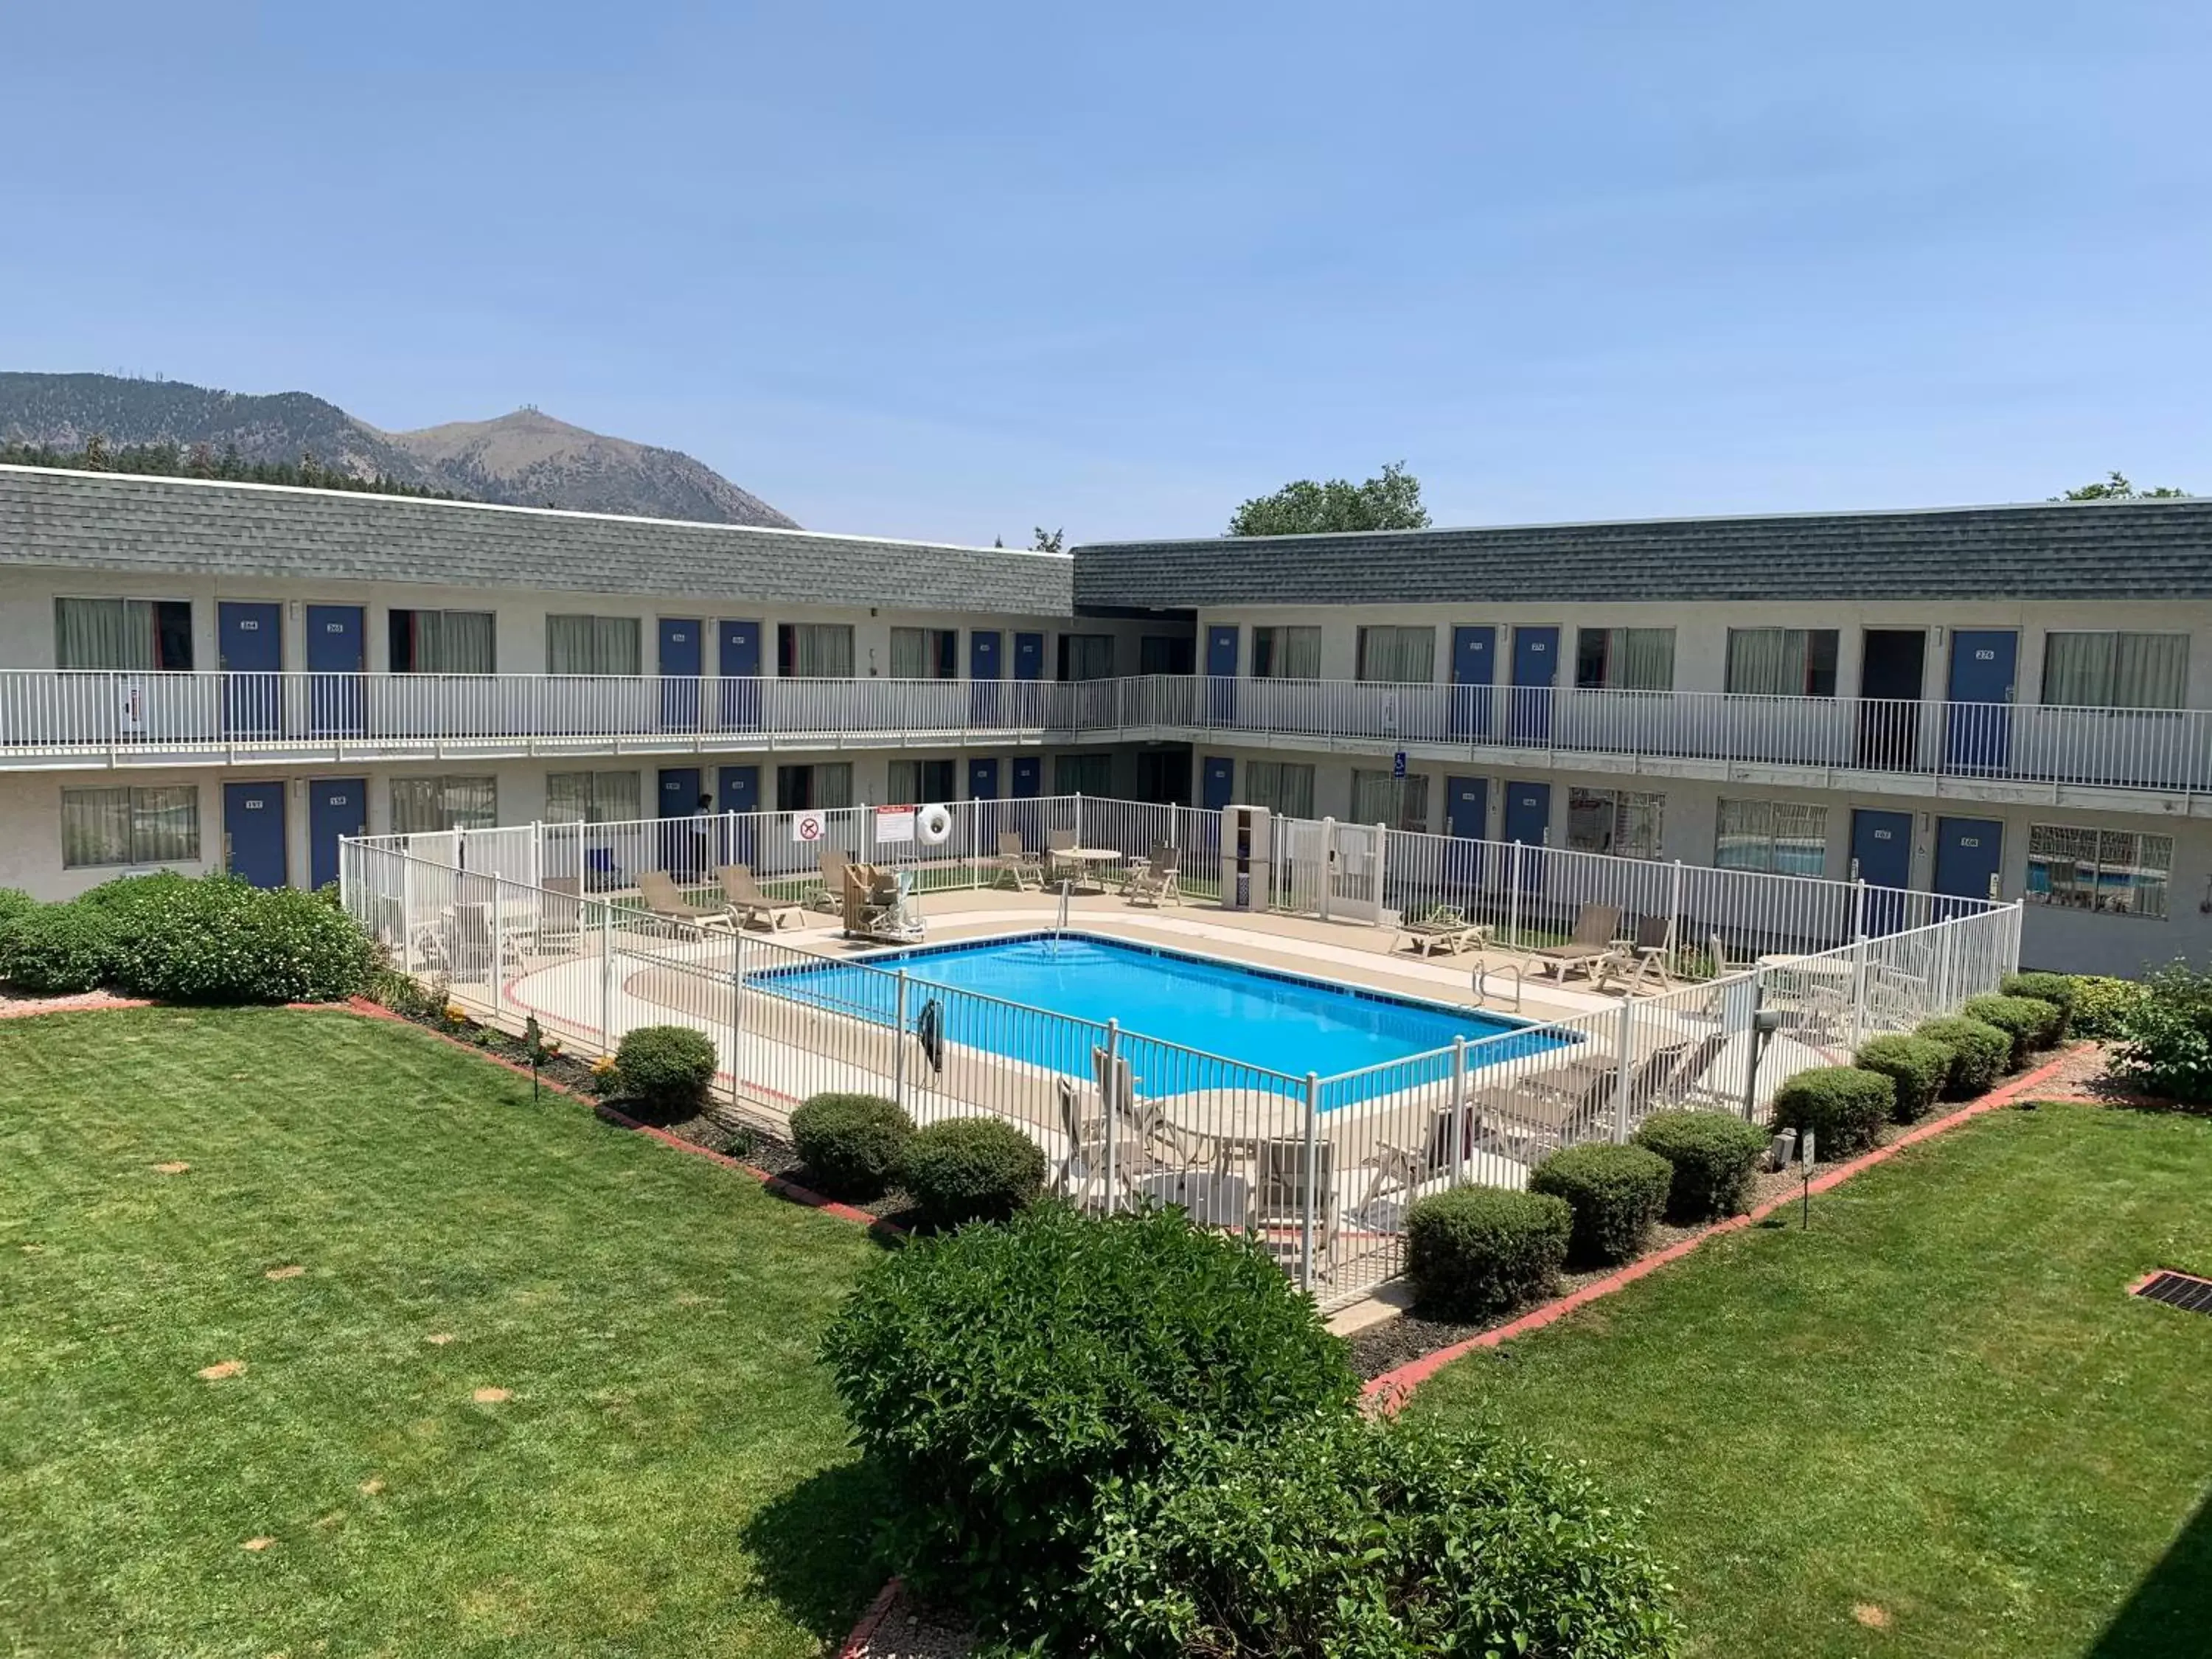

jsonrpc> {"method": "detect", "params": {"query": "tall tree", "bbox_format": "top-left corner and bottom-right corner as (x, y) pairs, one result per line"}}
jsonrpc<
(1032, 526), (1065, 554)
(1227, 462), (1430, 536)
(2053, 470), (2189, 501)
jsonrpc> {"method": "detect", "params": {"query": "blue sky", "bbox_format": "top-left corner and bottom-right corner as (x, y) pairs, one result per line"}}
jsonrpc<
(4, 1), (2208, 545)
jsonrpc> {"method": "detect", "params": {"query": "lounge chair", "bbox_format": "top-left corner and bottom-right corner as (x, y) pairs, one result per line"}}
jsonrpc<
(538, 874), (583, 953)
(715, 864), (804, 932)
(1399, 903), (1490, 958)
(806, 847), (851, 913)
(990, 831), (1044, 892)
(639, 869), (734, 935)
(1124, 843), (1183, 908)
(1596, 914), (1678, 992)
(1253, 1138), (1338, 1284)
(1519, 902), (1622, 983)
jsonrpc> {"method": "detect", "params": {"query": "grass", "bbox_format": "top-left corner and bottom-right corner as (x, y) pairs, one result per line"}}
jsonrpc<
(0, 1007), (886, 1658)
(1407, 1101), (2212, 1658)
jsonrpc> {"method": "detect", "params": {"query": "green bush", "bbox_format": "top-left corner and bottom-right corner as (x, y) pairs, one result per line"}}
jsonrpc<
(1915, 1015), (2013, 1098)
(1770, 1065), (1893, 1158)
(1527, 1141), (1674, 1265)
(1403, 1186), (1573, 1320)
(2002, 972), (2079, 1040)
(612, 1024), (718, 1120)
(899, 1116), (1048, 1229)
(2069, 975), (2144, 1041)
(100, 875), (374, 1004)
(1961, 995), (2060, 1067)
(0, 887), (37, 945)
(788, 1092), (912, 1200)
(2112, 963), (2212, 1105)
(1082, 1411), (1680, 1659)
(0, 901), (119, 993)
(821, 1203), (1357, 1639)
(1631, 1110), (1770, 1222)
(1853, 1034), (1954, 1123)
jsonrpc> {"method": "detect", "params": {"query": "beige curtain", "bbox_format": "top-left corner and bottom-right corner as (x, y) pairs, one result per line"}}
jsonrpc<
(419, 611), (496, 674)
(1725, 629), (1802, 696)
(55, 598), (154, 670)
(1357, 626), (1434, 684)
(546, 616), (639, 676)
(786, 624), (855, 678)
(1618, 629), (1675, 691)
(1248, 761), (1315, 819)
(60, 787), (133, 866)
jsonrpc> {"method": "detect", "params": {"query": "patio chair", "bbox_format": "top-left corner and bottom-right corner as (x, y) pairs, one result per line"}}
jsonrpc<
(1399, 902), (1491, 959)
(715, 863), (804, 932)
(1519, 902), (1622, 983)
(1133, 1168), (1253, 1228)
(538, 874), (583, 954)
(584, 844), (622, 894)
(1253, 1138), (1338, 1284)
(1045, 827), (1083, 885)
(639, 869), (734, 936)
(1124, 843), (1183, 908)
(1596, 913), (1678, 993)
(990, 831), (1044, 892)
(805, 847), (851, 913)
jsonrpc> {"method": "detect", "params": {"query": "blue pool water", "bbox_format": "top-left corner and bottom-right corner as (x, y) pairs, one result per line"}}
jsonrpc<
(751, 932), (1568, 1103)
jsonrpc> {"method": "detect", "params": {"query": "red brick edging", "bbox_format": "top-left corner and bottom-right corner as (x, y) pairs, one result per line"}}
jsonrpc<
(836, 1577), (907, 1659)
(1363, 1045), (2086, 1406)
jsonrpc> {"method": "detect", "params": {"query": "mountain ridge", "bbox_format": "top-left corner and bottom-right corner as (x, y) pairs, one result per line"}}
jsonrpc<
(0, 372), (798, 527)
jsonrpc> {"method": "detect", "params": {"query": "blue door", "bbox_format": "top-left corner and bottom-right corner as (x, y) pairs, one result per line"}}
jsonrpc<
(1443, 775), (1489, 899)
(1451, 625), (1496, 739)
(1013, 632), (1046, 681)
(970, 630), (1003, 727)
(717, 619), (762, 731)
(1849, 808), (1913, 934)
(715, 765), (759, 870)
(1510, 626), (1557, 746)
(223, 781), (288, 888)
(1011, 755), (1043, 798)
(1933, 817), (2003, 915)
(218, 602), (282, 739)
(659, 618), (702, 731)
(306, 605), (364, 737)
(659, 766), (706, 880)
(1202, 755), (1236, 812)
(968, 757), (1001, 800)
(1205, 625), (1239, 724)
(308, 777), (366, 891)
(1944, 630), (2017, 773)
(1503, 779), (1551, 889)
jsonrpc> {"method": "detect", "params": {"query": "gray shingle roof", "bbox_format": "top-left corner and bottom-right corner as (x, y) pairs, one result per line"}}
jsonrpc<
(1072, 499), (2212, 608)
(0, 465), (1072, 615)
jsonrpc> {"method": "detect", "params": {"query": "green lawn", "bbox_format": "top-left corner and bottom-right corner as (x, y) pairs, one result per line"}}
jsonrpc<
(1408, 1102), (2212, 1659)
(0, 1008), (886, 1658)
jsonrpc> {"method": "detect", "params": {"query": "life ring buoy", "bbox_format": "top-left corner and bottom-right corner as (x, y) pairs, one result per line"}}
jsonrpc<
(917, 802), (954, 846)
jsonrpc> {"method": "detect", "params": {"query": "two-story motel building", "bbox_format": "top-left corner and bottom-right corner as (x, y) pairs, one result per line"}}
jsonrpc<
(4, 462), (2210, 977)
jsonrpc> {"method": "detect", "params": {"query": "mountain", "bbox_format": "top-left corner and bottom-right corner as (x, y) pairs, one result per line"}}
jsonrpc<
(0, 372), (799, 527)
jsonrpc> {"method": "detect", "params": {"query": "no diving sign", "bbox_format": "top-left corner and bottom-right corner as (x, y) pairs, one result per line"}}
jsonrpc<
(790, 810), (826, 844)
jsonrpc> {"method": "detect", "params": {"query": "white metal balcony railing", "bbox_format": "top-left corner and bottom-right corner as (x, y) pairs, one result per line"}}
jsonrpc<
(1, 669), (2208, 800)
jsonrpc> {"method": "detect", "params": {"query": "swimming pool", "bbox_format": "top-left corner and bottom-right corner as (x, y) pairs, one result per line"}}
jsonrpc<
(749, 932), (1569, 1103)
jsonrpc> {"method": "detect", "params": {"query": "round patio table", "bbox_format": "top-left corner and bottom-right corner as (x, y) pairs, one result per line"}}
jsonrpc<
(1067, 846), (1123, 891)
(1154, 1088), (1312, 1172)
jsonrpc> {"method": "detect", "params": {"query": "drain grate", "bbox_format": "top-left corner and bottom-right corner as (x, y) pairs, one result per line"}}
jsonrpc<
(2133, 1270), (2212, 1316)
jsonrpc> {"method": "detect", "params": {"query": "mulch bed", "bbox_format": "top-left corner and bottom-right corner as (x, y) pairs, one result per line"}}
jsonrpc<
(0, 987), (151, 1019)
(838, 1580), (972, 1659)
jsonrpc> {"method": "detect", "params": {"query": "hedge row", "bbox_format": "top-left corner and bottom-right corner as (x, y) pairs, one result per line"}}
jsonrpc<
(786, 1090), (1048, 1230)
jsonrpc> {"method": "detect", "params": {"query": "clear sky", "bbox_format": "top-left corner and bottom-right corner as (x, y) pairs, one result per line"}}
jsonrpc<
(4, 1), (2207, 546)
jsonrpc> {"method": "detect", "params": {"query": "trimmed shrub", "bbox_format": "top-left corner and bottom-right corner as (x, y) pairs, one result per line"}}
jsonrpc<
(2002, 972), (2079, 1040)
(789, 1092), (913, 1199)
(0, 887), (36, 945)
(2112, 963), (2212, 1105)
(1916, 1015), (2013, 1098)
(1853, 1034), (1954, 1123)
(1961, 994), (2061, 1067)
(1527, 1141), (1673, 1265)
(100, 875), (374, 1004)
(0, 901), (119, 993)
(1082, 1411), (1680, 1659)
(612, 1023), (717, 1121)
(1770, 1065), (1893, 1158)
(899, 1116), (1048, 1229)
(1631, 1110), (1770, 1222)
(1403, 1186), (1572, 1320)
(821, 1202), (1357, 1639)
(2070, 975), (2144, 1041)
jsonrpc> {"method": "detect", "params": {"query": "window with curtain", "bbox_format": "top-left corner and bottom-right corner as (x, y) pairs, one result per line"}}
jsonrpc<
(54, 598), (195, 670)
(2025, 824), (2171, 918)
(544, 771), (641, 824)
(1139, 636), (1195, 675)
(1725, 628), (1839, 697)
(1715, 798), (1829, 876)
(389, 610), (495, 674)
(889, 627), (959, 679)
(546, 616), (641, 676)
(1566, 788), (1666, 859)
(60, 785), (201, 866)
(776, 623), (855, 678)
(1574, 627), (1676, 691)
(774, 762), (854, 811)
(1058, 635), (1116, 681)
(1355, 625), (1436, 684)
(1054, 752), (1116, 795)
(389, 776), (497, 833)
(1351, 768), (1430, 832)
(887, 758), (957, 801)
(2039, 632), (2188, 710)
(1245, 760), (1315, 820)
(1253, 626), (1324, 679)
